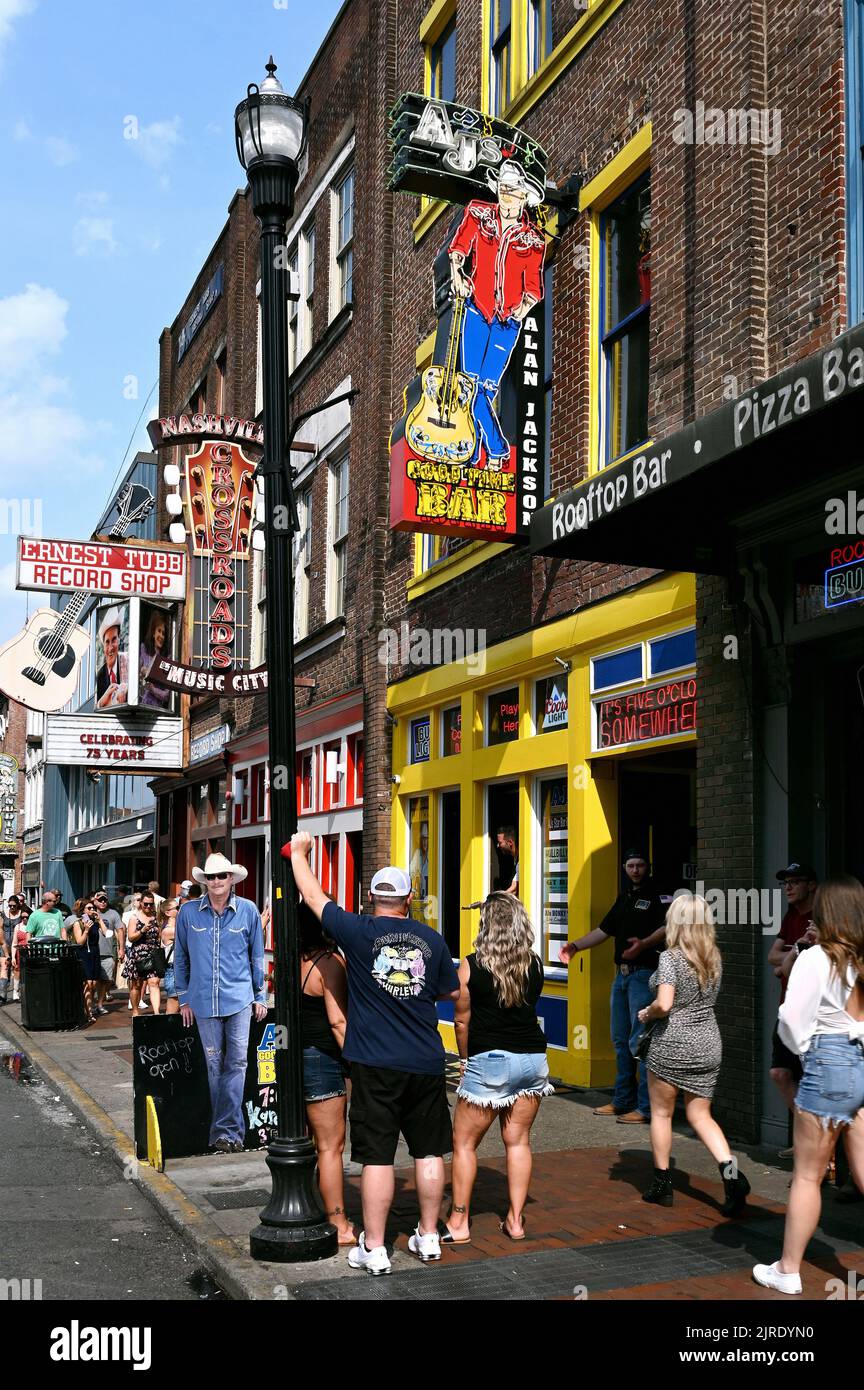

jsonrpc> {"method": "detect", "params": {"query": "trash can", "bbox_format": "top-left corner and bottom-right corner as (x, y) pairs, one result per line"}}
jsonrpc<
(20, 943), (88, 1031)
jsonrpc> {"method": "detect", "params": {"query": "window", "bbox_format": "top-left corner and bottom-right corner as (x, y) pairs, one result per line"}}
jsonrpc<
(535, 674), (568, 732)
(442, 705), (462, 756)
(352, 735), (364, 800)
(302, 223), (315, 354)
(487, 685), (520, 744)
(410, 716), (431, 763)
(648, 628), (696, 677)
(287, 247), (300, 373)
(538, 775), (568, 966)
(251, 538), (267, 666)
(408, 795), (430, 924)
(298, 749), (315, 813)
(419, 533), (454, 573)
(590, 644), (643, 692)
(329, 455), (349, 619)
(334, 168), (354, 312)
(489, 0), (513, 116)
(213, 350), (226, 413)
(430, 17), (457, 103)
(600, 175), (651, 464)
(526, 0), (552, 79)
(295, 488), (313, 641)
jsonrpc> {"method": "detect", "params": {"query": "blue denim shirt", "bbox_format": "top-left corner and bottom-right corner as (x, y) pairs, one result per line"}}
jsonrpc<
(175, 892), (265, 1020)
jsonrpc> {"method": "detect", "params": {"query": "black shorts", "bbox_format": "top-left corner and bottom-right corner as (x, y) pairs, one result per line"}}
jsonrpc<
(771, 1023), (803, 1080)
(348, 1062), (453, 1166)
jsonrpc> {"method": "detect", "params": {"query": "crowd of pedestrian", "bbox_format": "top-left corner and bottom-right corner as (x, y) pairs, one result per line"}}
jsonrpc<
(1, 846), (861, 1292)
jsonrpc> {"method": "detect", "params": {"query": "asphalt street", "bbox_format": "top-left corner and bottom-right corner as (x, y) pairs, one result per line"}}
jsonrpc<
(0, 1044), (224, 1301)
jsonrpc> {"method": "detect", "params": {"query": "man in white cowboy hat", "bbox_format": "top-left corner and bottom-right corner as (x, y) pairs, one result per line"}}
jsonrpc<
(174, 852), (266, 1154)
(448, 157), (546, 466)
(95, 606), (128, 709)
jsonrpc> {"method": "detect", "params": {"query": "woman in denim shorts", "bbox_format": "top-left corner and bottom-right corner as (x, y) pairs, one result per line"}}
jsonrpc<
(299, 904), (354, 1246)
(754, 877), (864, 1295)
(159, 898), (180, 1016)
(445, 893), (553, 1243)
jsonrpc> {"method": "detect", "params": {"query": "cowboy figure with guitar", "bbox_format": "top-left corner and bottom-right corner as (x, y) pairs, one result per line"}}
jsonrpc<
(447, 159), (546, 467)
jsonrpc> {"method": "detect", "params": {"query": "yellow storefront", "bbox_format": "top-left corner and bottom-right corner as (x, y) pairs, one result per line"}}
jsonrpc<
(387, 570), (697, 1085)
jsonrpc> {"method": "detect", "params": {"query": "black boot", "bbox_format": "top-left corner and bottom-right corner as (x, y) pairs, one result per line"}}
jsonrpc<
(720, 1160), (750, 1216)
(643, 1169), (673, 1206)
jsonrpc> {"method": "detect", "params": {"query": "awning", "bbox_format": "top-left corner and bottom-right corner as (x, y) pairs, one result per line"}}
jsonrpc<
(65, 843), (104, 857)
(531, 323), (864, 573)
(99, 831), (153, 853)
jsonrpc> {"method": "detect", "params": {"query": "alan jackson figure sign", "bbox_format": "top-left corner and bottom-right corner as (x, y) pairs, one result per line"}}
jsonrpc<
(389, 95), (551, 542)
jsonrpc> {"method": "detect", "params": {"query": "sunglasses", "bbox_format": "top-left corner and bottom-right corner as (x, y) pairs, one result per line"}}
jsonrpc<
(206, 872), (229, 881)
(141, 901), (155, 909)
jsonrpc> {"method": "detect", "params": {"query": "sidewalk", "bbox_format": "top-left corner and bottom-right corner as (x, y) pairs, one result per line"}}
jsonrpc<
(1, 994), (861, 1301)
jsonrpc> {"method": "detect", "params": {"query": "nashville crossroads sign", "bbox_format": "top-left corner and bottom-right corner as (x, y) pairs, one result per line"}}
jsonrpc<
(533, 321), (864, 550)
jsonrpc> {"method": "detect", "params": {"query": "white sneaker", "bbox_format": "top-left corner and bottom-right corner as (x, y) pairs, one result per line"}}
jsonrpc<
(138, 1000), (148, 1010)
(752, 1261), (802, 1295)
(347, 1233), (391, 1276)
(127, 1000), (133, 1010)
(408, 1226), (442, 1263)
(12, 990), (19, 1002)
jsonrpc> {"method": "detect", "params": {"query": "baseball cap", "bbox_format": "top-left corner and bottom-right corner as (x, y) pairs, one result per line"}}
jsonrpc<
(180, 879), (194, 893)
(370, 867), (411, 898)
(776, 862), (818, 882)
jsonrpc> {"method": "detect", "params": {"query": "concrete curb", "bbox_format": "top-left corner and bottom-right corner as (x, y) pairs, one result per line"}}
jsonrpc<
(0, 1009), (279, 1302)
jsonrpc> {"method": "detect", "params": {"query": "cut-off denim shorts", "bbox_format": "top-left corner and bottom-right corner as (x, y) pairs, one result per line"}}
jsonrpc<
(456, 1050), (554, 1110)
(303, 1046), (347, 1103)
(795, 1033), (864, 1128)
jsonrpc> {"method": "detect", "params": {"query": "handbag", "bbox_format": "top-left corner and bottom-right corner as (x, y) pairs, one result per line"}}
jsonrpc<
(136, 946), (167, 979)
(631, 1019), (656, 1061)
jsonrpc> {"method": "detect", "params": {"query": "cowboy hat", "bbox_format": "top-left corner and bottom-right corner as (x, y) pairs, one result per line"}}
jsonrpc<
(98, 606), (124, 642)
(191, 852), (248, 886)
(486, 158), (544, 208)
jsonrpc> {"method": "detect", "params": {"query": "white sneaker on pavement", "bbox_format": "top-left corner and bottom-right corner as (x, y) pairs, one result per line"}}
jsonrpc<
(752, 1261), (802, 1295)
(408, 1226), (442, 1263)
(347, 1233), (391, 1276)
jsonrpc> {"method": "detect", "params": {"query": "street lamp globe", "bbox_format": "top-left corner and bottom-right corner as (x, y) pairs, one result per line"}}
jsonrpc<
(234, 57), (306, 171)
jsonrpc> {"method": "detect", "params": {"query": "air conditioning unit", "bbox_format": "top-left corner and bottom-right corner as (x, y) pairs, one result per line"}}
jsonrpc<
(325, 751), (346, 785)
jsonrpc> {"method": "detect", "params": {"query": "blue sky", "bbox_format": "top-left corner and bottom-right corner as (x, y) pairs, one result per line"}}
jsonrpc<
(0, 0), (343, 644)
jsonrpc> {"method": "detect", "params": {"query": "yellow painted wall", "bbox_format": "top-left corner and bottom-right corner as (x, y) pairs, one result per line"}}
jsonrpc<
(387, 571), (695, 1083)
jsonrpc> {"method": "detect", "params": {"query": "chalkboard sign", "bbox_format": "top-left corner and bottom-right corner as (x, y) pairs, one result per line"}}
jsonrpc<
(133, 1011), (280, 1161)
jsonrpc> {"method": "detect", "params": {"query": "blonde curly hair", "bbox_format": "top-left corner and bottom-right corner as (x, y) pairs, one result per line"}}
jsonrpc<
(474, 893), (540, 1008)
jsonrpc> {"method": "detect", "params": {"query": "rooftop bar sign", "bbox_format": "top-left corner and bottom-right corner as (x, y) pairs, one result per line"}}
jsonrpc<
(388, 96), (550, 542)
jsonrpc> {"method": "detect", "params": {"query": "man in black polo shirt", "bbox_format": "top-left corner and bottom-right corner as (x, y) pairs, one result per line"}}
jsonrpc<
(560, 850), (667, 1123)
(289, 831), (460, 1276)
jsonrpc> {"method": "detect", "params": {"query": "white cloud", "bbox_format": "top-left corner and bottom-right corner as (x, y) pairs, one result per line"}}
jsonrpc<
(73, 216), (117, 257)
(13, 117), (31, 140)
(76, 190), (109, 208)
(0, 283), (67, 383)
(0, 0), (35, 63)
(44, 134), (79, 167)
(132, 116), (182, 170)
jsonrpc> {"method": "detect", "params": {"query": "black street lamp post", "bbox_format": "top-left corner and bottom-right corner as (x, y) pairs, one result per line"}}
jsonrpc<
(236, 58), (337, 1263)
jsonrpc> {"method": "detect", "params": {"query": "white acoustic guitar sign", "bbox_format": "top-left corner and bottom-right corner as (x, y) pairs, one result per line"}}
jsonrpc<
(0, 483), (155, 714)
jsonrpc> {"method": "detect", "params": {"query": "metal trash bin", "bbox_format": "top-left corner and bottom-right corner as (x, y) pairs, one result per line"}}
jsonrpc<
(20, 942), (88, 1031)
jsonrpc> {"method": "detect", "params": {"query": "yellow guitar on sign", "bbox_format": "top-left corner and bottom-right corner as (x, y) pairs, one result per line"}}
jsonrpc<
(406, 297), (477, 465)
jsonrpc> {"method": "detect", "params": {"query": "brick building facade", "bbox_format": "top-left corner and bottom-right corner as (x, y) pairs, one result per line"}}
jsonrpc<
(0, 695), (27, 897)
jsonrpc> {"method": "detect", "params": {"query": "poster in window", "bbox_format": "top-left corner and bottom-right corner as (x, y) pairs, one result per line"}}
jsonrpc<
(541, 777), (568, 966)
(388, 96), (551, 542)
(409, 795), (430, 925)
(535, 675), (568, 732)
(487, 687), (519, 744)
(410, 716), (430, 763)
(137, 603), (175, 712)
(94, 602), (130, 711)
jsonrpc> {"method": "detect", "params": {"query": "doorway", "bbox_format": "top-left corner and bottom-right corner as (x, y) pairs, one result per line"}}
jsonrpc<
(618, 752), (696, 896)
(487, 780), (519, 894)
(440, 791), (461, 956)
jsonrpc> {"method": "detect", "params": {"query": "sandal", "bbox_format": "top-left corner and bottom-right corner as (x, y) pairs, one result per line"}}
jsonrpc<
(499, 1218), (526, 1241)
(440, 1226), (472, 1245)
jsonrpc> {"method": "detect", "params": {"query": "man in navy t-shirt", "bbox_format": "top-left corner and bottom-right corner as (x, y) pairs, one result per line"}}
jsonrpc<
(289, 832), (460, 1277)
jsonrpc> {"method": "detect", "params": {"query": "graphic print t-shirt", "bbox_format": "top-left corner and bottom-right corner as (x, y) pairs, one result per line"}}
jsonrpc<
(321, 902), (459, 1075)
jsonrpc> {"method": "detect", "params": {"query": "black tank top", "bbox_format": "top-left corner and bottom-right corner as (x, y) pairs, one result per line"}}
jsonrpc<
(467, 953), (547, 1056)
(301, 953), (342, 1059)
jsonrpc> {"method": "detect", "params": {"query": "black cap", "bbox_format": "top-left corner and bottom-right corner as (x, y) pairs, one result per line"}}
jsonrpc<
(776, 862), (818, 882)
(623, 848), (649, 864)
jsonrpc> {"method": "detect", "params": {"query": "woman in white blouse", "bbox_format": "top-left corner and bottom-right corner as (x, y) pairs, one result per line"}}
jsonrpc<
(753, 876), (864, 1294)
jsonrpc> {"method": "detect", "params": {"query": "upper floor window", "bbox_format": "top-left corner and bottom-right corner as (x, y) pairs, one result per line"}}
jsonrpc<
(335, 168), (354, 312)
(600, 174), (651, 465)
(489, 0), (513, 116)
(295, 488), (313, 641)
(329, 454), (349, 619)
(430, 16), (457, 103)
(287, 246), (300, 373)
(302, 223), (315, 353)
(526, 0), (552, 79)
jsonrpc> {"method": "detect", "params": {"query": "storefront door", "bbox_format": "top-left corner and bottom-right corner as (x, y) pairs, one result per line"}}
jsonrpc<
(487, 781), (519, 893)
(440, 790), (460, 956)
(618, 754), (696, 896)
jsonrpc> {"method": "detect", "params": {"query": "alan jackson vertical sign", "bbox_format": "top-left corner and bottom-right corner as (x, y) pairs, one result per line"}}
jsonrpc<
(388, 95), (551, 541)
